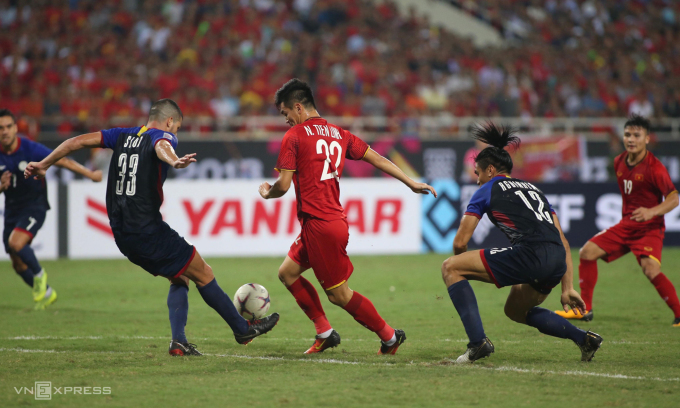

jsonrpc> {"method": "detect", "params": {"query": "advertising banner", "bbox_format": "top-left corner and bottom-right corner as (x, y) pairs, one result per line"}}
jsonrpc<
(0, 186), (58, 260)
(423, 182), (680, 252)
(67, 179), (421, 259)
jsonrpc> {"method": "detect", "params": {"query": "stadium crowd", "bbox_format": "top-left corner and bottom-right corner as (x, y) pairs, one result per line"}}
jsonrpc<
(1, 0), (679, 134)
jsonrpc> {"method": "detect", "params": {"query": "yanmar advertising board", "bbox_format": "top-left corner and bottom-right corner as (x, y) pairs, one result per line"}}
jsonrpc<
(67, 179), (422, 259)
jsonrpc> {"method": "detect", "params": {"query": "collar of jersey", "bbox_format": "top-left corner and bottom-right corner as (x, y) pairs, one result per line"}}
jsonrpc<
(0, 137), (21, 155)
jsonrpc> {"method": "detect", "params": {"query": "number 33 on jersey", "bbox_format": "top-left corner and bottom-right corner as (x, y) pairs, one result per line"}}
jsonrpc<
(275, 118), (370, 221)
(100, 126), (179, 234)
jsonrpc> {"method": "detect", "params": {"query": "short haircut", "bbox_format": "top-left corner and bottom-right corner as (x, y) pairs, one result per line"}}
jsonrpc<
(148, 99), (183, 122)
(0, 108), (16, 124)
(624, 113), (651, 133)
(274, 78), (316, 110)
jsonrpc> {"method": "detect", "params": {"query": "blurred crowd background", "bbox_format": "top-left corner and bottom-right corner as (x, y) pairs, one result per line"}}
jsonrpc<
(1, 0), (679, 135)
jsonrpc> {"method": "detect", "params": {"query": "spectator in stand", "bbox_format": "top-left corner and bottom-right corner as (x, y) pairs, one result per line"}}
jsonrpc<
(0, 0), (679, 132)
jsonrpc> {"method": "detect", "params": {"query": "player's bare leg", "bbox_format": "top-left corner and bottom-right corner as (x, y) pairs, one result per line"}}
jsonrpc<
(164, 274), (201, 356)
(640, 256), (680, 325)
(555, 241), (605, 321)
(506, 284), (602, 361)
(183, 250), (279, 344)
(441, 251), (494, 363)
(278, 256), (338, 353)
(8, 229), (55, 308)
(325, 281), (404, 355)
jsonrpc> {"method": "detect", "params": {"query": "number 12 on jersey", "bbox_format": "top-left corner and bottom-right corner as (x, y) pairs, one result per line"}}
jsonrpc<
(515, 190), (553, 223)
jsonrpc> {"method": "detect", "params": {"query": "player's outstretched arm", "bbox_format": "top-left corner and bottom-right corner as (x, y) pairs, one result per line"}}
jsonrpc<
(630, 191), (679, 222)
(362, 148), (437, 197)
(259, 170), (293, 199)
(54, 157), (103, 182)
(553, 213), (586, 314)
(453, 215), (479, 255)
(24, 132), (102, 180)
(155, 139), (197, 169)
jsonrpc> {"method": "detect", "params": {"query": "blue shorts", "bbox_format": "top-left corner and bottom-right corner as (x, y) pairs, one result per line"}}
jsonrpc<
(480, 242), (566, 294)
(3, 207), (47, 253)
(113, 221), (196, 278)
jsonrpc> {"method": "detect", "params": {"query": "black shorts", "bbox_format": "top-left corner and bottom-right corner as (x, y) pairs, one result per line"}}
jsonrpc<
(113, 221), (196, 278)
(3, 207), (47, 253)
(480, 242), (566, 294)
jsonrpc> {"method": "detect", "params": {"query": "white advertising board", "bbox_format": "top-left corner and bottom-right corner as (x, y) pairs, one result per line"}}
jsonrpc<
(67, 179), (421, 259)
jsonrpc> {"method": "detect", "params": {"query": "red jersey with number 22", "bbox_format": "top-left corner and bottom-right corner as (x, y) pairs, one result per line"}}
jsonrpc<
(275, 117), (370, 221)
(614, 151), (677, 230)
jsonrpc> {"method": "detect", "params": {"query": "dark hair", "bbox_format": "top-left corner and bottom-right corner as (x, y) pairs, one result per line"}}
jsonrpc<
(148, 99), (183, 122)
(624, 113), (650, 133)
(0, 109), (16, 124)
(274, 78), (316, 109)
(471, 122), (520, 174)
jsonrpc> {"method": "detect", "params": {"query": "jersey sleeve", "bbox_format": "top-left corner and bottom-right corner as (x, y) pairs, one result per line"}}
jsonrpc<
(275, 130), (298, 172)
(345, 132), (370, 160)
(149, 130), (178, 150)
(652, 161), (677, 197)
(29, 141), (53, 162)
(100, 128), (126, 149)
(465, 183), (492, 219)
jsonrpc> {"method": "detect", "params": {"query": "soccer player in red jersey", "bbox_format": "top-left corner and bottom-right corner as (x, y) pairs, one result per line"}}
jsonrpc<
(259, 79), (437, 354)
(556, 115), (680, 326)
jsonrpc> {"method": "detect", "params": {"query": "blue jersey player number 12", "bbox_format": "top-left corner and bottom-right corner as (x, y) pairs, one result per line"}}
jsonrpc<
(24, 99), (280, 356)
(439, 123), (603, 364)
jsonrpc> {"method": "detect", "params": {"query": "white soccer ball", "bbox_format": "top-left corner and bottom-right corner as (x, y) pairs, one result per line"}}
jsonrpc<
(233, 283), (271, 320)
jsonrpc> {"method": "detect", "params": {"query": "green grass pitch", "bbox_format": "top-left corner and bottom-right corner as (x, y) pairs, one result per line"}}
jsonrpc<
(1, 250), (679, 407)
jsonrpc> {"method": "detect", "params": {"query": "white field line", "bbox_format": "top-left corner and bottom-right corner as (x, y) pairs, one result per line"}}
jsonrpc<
(1, 346), (678, 383)
(5, 336), (658, 345)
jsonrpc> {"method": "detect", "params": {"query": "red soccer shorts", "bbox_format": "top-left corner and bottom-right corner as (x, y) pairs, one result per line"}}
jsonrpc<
(589, 221), (664, 265)
(287, 218), (354, 290)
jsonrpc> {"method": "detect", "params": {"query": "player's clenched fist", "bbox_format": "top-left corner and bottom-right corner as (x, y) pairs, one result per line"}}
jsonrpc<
(24, 161), (47, 180)
(0, 170), (10, 190)
(259, 182), (272, 199)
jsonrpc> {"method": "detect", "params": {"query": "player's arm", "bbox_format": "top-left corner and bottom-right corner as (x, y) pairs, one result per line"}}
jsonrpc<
(54, 157), (103, 182)
(362, 148), (437, 197)
(155, 139), (197, 169)
(630, 191), (679, 222)
(259, 170), (293, 199)
(24, 132), (102, 179)
(453, 215), (480, 255)
(553, 213), (586, 314)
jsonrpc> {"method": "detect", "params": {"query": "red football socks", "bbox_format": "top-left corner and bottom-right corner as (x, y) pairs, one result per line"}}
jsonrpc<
(578, 259), (598, 311)
(288, 277), (332, 334)
(343, 291), (395, 342)
(651, 273), (680, 318)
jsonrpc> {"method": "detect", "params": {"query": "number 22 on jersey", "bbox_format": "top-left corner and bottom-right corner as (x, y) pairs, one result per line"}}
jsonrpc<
(317, 139), (342, 181)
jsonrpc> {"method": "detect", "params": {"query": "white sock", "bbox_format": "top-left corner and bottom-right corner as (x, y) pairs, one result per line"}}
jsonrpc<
(384, 332), (397, 346)
(317, 328), (333, 339)
(34, 269), (44, 278)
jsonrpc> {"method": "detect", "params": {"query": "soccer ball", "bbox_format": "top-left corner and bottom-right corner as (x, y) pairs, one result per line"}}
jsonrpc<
(233, 283), (271, 320)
